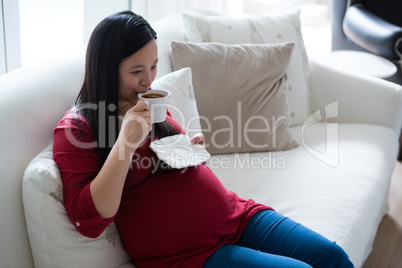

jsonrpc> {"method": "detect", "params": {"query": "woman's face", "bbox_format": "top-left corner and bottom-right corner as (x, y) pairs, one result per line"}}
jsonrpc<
(118, 39), (158, 115)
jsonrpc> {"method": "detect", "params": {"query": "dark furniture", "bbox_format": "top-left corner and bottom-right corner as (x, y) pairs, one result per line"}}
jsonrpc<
(331, 0), (402, 85)
(399, 133), (402, 161)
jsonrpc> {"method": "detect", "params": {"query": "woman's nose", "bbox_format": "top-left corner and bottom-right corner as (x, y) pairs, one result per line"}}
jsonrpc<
(140, 70), (152, 86)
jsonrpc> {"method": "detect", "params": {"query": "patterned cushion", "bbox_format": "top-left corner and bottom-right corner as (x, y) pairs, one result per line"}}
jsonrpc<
(183, 10), (311, 126)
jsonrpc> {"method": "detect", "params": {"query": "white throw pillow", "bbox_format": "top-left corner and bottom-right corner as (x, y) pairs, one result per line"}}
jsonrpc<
(183, 10), (311, 126)
(151, 67), (202, 137)
(22, 68), (200, 268)
(22, 143), (134, 268)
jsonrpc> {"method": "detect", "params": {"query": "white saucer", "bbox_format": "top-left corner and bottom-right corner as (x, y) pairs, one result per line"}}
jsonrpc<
(150, 134), (211, 169)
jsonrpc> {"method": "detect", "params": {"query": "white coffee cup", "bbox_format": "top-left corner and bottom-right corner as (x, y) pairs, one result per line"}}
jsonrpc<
(138, 89), (171, 123)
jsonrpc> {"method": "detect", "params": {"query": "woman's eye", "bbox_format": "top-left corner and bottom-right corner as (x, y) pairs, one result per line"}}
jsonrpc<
(151, 65), (157, 70)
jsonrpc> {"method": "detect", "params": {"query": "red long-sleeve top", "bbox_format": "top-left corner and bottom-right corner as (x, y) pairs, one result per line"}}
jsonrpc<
(53, 109), (271, 268)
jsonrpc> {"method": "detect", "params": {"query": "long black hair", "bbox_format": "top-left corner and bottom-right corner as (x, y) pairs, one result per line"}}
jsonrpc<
(75, 10), (176, 166)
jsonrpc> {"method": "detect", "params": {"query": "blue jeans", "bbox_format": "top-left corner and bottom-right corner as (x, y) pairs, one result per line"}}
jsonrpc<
(203, 210), (354, 268)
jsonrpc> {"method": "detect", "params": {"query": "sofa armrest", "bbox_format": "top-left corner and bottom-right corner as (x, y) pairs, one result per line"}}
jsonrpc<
(343, 6), (402, 60)
(309, 58), (402, 134)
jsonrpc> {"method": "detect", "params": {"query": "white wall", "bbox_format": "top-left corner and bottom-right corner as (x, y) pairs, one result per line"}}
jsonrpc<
(83, 0), (129, 45)
(129, 0), (243, 23)
(0, 2), (6, 75)
(0, 0), (21, 74)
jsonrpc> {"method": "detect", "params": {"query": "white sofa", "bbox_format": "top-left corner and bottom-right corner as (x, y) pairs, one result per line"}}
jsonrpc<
(1, 8), (401, 268)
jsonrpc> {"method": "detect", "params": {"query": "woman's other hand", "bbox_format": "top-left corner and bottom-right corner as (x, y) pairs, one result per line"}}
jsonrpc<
(189, 133), (205, 148)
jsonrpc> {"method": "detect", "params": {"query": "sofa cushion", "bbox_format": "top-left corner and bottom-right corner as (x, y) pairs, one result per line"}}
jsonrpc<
(171, 41), (298, 155)
(182, 10), (310, 126)
(207, 122), (397, 267)
(22, 67), (199, 268)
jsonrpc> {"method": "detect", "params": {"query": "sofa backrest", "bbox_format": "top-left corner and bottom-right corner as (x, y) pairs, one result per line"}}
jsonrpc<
(152, 12), (186, 78)
(0, 48), (85, 267)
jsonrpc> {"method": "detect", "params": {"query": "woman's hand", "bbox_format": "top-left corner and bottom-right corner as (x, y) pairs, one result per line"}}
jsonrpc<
(90, 100), (151, 219)
(189, 133), (205, 148)
(118, 100), (152, 153)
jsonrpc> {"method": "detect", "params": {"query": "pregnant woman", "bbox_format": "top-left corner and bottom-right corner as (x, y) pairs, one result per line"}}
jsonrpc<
(53, 10), (354, 268)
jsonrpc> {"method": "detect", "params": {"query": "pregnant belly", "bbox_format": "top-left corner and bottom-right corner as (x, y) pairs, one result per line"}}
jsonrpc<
(116, 165), (245, 258)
